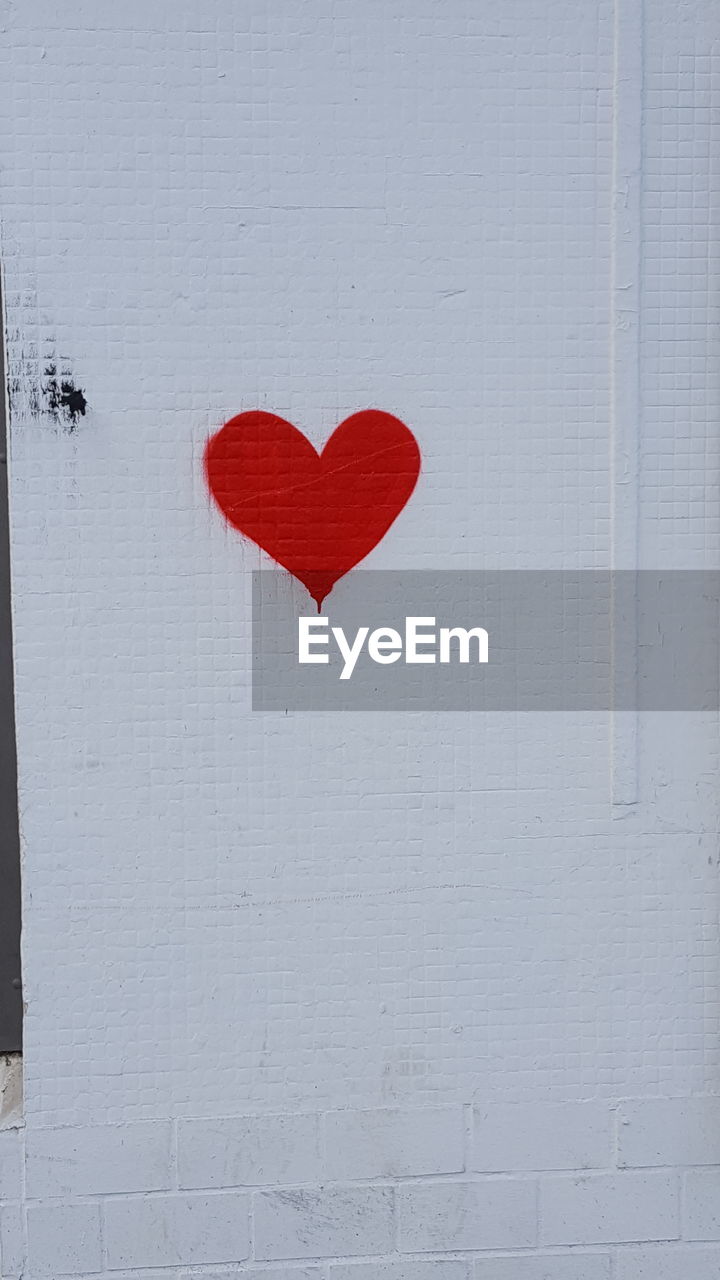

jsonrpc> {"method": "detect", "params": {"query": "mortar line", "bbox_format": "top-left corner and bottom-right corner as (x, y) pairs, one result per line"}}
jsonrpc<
(609, 0), (643, 808)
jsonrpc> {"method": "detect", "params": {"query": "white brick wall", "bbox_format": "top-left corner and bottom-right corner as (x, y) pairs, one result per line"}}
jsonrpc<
(26, 1122), (174, 1198)
(618, 1098), (720, 1168)
(26, 1202), (103, 1276)
(539, 1171), (680, 1246)
(178, 1114), (323, 1189)
(0, 1202), (24, 1278)
(331, 1265), (469, 1280)
(104, 1193), (249, 1269)
(473, 1104), (611, 1172)
(615, 1249), (720, 1280)
(1, 0), (719, 1276)
(474, 1259), (612, 1280)
(0, 1132), (21, 1203)
(398, 1179), (538, 1252)
(254, 1187), (395, 1261)
(325, 1108), (466, 1181)
(683, 1171), (720, 1241)
(3, 1100), (720, 1272)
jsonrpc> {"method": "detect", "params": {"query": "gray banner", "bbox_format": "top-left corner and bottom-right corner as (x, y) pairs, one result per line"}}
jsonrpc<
(252, 571), (720, 711)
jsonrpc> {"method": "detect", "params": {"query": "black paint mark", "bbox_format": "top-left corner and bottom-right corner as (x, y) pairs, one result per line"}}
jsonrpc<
(5, 349), (40, 419)
(43, 364), (87, 429)
(6, 377), (20, 414)
(4, 343), (87, 432)
(59, 384), (87, 422)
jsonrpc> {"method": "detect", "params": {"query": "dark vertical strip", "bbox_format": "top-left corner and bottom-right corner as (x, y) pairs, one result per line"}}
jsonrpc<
(0, 281), (22, 1052)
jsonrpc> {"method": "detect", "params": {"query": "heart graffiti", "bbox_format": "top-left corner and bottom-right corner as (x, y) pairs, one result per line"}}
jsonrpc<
(204, 409), (421, 608)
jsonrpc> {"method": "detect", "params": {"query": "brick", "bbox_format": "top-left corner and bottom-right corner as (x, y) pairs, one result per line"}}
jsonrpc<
(618, 1098), (720, 1168)
(683, 1170), (720, 1241)
(26, 1121), (173, 1197)
(26, 1201), (103, 1275)
(79, 1268), (321, 1280)
(0, 1202), (25, 1278)
(182, 1271), (323, 1280)
(331, 1264), (469, 1280)
(540, 1172), (680, 1246)
(254, 1186), (395, 1260)
(398, 1179), (537, 1252)
(473, 1103), (611, 1172)
(76, 1274), (171, 1280)
(104, 1192), (249, 1269)
(0, 1128), (22, 1200)
(474, 1256), (611, 1280)
(178, 1112), (322, 1189)
(615, 1246), (720, 1279)
(207, 1271), (325, 1280)
(325, 1107), (465, 1180)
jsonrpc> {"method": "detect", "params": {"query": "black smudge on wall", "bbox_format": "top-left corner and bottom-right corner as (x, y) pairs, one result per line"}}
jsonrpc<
(43, 364), (87, 429)
(4, 342), (88, 433)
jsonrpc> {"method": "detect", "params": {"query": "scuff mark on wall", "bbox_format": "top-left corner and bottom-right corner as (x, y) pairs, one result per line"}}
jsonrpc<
(43, 363), (87, 428)
(4, 337), (41, 421)
(3, 333), (87, 431)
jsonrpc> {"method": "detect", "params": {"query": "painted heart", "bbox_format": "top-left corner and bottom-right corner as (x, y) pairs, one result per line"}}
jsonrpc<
(205, 409), (421, 608)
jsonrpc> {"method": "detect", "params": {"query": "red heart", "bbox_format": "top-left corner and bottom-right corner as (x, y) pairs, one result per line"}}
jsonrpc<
(205, 409), (421, 608)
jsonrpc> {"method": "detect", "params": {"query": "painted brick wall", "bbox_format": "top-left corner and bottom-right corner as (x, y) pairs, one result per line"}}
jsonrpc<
(4, 1101), (720, 1274)
(0, 0), (719, 1275)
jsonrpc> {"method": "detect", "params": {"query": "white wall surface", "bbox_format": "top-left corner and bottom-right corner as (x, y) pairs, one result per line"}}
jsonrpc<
(0, 0), (719, 1275)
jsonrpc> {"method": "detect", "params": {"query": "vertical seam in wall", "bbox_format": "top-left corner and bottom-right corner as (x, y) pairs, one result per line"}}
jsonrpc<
(678, 1167), (687, 1241)
(610, 0), (643, 808)
(463, 1100), (473, 1174)
(19, 1116), (28, 1279)
(98, 1194), (107, 1274)
(391, 1180), (399, 1255)
(392, 1176), (401, 1253)
(249, 1184), (256, 1263)
(319, 1108), (328, 1172)
(611, 1100), (621, 1168)
(170, 1117), (179, 1191)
